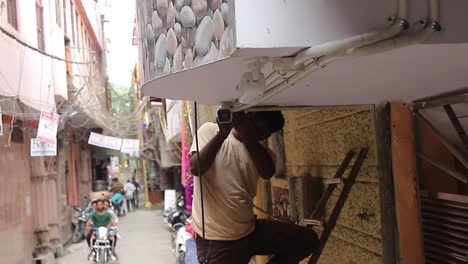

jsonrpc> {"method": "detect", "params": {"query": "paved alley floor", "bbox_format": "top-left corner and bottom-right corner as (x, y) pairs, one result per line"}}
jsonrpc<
(57, 208), (174, 264)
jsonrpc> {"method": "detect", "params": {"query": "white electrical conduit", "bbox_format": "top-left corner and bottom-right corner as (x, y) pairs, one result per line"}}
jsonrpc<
(262, 0), (409, 87)
(293, 0), (409, 66)
(234, 0), (440, 112)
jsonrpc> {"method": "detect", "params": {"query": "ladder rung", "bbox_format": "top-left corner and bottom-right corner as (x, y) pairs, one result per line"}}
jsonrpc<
(304, 219), (324, 227)
(323, 178), (342, 185)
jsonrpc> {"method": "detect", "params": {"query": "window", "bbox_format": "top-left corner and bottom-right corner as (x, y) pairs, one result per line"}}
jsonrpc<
(55, 0), (61, 27)
(36, 0), (45, 51)
(7, 0), (18, 30)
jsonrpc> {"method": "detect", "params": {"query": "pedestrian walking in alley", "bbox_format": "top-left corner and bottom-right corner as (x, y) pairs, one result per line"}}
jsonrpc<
(124, 180), (136, 212)
(111, 178), (125, 216)
(132, 174), (141, 208)
(189, 111), (318, 264)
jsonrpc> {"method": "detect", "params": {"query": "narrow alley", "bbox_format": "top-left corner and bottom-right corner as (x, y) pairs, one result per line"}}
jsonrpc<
(57, 209), (174, 264)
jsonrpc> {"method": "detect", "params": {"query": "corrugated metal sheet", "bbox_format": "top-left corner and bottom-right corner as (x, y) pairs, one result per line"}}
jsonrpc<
(421, 191), (468, 264)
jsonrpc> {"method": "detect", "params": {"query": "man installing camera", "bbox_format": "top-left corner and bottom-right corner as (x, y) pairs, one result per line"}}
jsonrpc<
(189, 110), (318, 264)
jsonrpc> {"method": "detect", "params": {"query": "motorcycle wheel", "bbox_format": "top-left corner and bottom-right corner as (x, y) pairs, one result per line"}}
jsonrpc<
(176, 251), (185, 264)
(72, 224), (83, 243)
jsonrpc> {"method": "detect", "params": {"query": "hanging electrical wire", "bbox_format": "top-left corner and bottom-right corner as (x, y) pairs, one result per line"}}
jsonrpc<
(0, 26), (95, 65)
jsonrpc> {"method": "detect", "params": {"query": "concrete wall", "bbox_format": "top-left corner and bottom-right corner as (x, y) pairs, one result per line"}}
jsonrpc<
(281, 107), (383, 264)
(0, 0), (68, 111)
(0, 127), (34, 264)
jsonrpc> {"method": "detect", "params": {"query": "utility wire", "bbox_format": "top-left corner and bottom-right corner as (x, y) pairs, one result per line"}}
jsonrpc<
(0, 26), (95, 65)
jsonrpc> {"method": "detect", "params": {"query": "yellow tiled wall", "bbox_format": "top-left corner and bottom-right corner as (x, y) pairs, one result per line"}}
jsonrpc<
(282, 107), (382, 264)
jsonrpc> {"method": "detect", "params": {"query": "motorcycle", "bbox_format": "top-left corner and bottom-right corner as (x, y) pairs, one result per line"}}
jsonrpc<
(71, 198), (92, 243)
(91, 227), (114, 264)
(174, 219), (195, 264)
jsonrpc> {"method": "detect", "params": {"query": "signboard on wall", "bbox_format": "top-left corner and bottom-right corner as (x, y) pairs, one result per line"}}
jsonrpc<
(164, 189), (176, 211)
(31, 138), (57, 156)
(37, 111), (60, 143)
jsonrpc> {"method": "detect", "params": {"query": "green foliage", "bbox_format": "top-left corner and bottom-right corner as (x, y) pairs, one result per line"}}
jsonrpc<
(109, 83), (136, 136)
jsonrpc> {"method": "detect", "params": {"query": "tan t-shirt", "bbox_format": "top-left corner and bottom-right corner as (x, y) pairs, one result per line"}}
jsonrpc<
(189, 123), (263, 240)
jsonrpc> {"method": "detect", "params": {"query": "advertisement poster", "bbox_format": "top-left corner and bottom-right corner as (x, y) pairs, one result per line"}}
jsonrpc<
(272, 186), (292, 219)
(164, 189), (176, 211)
(37, 111), (60, 143)
(31, 138), (57, 156)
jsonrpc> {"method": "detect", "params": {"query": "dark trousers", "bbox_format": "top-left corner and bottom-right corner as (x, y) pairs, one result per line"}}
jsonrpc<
(134, 192), (139, 208)
(126, 198), (134, 212)
(195, 219), (318, 264)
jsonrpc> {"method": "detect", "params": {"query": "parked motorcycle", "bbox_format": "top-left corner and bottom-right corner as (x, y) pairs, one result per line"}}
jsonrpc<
(174, 219), (195, 264)
(90, 227), (113, 264)
(71, 198), (92, 243)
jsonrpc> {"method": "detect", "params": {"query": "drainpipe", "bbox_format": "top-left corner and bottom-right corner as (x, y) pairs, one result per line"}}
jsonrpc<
(234, 0), (440, 111)
(70, 130), (78, 205)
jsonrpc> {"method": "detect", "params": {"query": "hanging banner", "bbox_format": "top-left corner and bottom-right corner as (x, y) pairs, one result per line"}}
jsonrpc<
(37, 111), (60, 143)
(121, 139), (140, 153)
(88, 132), (106, 147)
(88, 132), (123, 150)
(0, 106), (3, 136)
(104, 135), (123, 150)
(31, 138), (57, 156)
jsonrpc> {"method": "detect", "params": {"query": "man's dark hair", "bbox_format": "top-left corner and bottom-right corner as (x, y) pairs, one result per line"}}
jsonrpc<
(256, 111), (285, 133)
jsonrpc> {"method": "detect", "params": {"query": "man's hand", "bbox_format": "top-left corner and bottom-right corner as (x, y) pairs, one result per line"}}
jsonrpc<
(216, 118), (233, 139)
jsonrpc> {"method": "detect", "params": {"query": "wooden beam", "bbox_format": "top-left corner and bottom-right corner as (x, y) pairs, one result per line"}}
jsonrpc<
(390, 102), (425, 264)
(375, 103), (400, 264)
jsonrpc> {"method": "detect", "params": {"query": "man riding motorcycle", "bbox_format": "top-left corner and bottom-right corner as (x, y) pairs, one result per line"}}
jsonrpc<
(85, 199), (117, 261)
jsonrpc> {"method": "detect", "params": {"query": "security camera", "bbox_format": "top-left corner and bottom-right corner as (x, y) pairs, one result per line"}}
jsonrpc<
(217, 102), (233, 124)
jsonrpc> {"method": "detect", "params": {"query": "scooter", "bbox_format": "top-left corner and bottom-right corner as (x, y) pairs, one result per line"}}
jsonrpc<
(174, 218), (195, 264)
